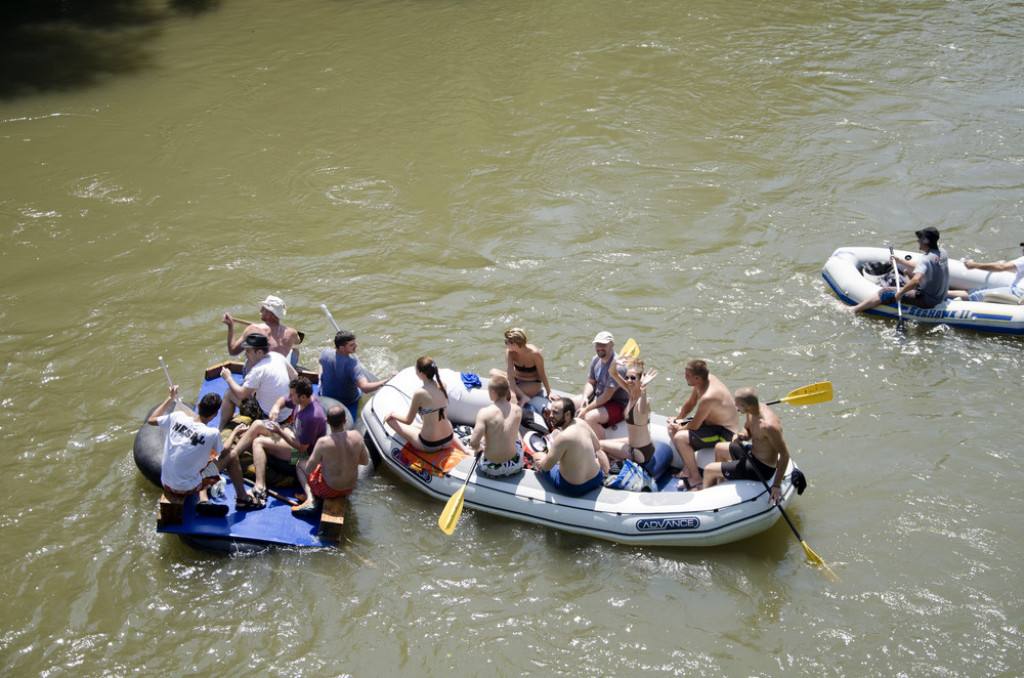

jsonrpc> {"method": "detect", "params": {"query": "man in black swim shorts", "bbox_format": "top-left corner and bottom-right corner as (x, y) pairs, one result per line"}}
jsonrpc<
(703, 387), (791, 505)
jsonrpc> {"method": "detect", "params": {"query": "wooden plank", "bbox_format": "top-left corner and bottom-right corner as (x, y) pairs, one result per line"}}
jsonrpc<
(158, 492), (186, 529)
(204, 361), (244, 381)
(318, 497), (347, 543)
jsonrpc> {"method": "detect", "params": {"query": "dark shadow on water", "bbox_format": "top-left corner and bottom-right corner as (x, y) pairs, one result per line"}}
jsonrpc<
(0, 0), (220, 100)
(169, 0), (220, 17)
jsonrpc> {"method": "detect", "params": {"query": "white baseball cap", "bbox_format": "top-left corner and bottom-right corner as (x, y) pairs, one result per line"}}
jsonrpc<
(593, 331), (614, 344)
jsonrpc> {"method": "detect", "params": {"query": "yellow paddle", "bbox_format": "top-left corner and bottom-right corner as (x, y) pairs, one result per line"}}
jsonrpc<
(618, 337), (639, 359)
(759, 382), (839, 580)
(768, 489), (841, 582)
(438, 456), (481, 535)
(765, 381), (833, 407)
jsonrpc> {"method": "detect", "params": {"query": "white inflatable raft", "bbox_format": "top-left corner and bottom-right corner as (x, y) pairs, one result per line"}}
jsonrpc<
(362, 366), (801, 547)
(822, 246), (1024, 335)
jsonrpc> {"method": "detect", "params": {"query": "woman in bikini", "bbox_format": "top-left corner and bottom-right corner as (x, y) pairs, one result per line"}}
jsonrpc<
(599, 357), (659, 468)
(385, 356), (462, 453)
(488, 327), (552, 410)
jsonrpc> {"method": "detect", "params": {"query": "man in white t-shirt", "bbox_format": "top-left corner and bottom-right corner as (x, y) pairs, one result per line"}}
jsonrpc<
(948, 241), (1024, 302)
(147, 386), (261, 512)
(218, 333), (297, 430)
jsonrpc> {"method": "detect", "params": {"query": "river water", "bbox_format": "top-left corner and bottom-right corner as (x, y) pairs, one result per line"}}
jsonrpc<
(3, 0), (1023, 675)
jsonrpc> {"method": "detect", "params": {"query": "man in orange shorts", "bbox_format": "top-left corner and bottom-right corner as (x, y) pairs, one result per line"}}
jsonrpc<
(293, 406), (369, 516)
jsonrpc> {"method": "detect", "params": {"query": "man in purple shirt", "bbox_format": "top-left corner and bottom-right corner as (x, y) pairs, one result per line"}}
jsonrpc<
(229, 376), (326, 508)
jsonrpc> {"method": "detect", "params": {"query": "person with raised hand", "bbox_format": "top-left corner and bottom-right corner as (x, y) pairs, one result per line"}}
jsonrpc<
(599, 357), (659, 469)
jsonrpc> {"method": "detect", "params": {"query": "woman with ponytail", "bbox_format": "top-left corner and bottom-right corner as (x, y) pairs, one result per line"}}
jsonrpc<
(385, 356), (459, 452)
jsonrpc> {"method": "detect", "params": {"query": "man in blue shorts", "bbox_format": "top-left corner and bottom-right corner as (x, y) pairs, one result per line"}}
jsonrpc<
(532, 397), (609, 497)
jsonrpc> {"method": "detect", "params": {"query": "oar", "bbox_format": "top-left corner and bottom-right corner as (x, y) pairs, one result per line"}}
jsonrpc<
(741, 436), (843, 577)
(158, 356), (193, 415)
(890, 246), (906, 335)
(158, 356), (181, 404)
(754, 460), (840, 581)
(242, 477), (299, 506)
(619, 337), (639, 359)
(438, 456), (481, 535)
(751, 388), (840, 580)
(234, 318), (306, 344)
(765, 382), (833, 407)
(320, 304), (340, 333)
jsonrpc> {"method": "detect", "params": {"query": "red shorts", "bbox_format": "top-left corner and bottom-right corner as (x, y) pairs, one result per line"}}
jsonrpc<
(309, 464), (353, 500)
(602, 400), (625, 427)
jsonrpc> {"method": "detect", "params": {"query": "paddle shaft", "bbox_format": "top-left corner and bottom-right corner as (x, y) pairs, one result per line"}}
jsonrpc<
(738, 446), (829, 564)
(891, 246), (906, 332)
(320, 304), (341, 333)
(403, 446), (452, 476)
(158, 356), (182, 404)
(243, 477), (299, 506)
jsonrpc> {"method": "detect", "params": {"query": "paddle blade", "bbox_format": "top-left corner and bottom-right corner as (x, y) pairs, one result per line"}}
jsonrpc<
(802, 541), (841, 582)
(779, 382), (833, 406)
(438, 485), (468, 535)
(619, 338), (639, 359)
(895, 315), (907, 336)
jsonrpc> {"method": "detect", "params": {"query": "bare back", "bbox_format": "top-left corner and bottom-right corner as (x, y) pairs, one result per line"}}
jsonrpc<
(413, 382), (453, 441)
(546, 419), (602, 484)
(745, 404), (788, 469)
(694, 375), (739, 431)
(470, 400), (522, 464)
(257, 320), (300, 357)
(307, 430), (368, 493)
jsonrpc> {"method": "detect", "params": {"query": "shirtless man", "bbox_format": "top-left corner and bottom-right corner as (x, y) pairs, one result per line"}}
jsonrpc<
(293, 406), (369, 515)
(468, 375), (525, 478)
(666, 360), (738, 491)
(703, 387), (791, 505)
(222, 295), (301, 370)
(532, 397), (609, 497)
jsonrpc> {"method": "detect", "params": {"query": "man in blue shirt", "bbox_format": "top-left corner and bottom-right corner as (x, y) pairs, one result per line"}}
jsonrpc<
(318, 330), (394, 420)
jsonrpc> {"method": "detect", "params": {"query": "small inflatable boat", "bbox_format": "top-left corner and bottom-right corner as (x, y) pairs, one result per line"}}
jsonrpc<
(362, 366), (803, 547)
(132, 361), (370, 553)
(822, 246), (1024, 335)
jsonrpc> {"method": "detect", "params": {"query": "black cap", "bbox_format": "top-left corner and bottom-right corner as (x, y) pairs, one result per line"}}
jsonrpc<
(914, 226), (940, 248)
(240, 333), (269, 351)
